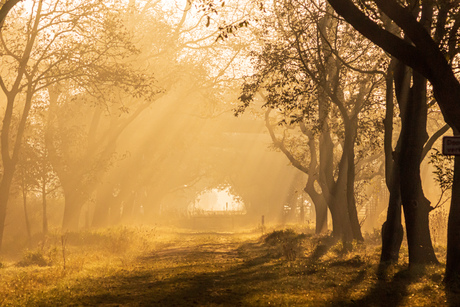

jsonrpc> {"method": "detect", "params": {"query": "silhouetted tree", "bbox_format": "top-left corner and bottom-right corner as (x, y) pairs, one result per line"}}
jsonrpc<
(238, 0), (386, 242)
(327, 0), (460, 284)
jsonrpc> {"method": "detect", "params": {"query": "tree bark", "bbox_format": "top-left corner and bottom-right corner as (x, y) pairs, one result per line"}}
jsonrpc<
(23, 182), (31, 242)
(304, 184), (328, 234)
(344, 120), (364, 242)
(380, 149), (404, 263)
(380, 59), (403, 263)
(42, 180), (48, 235)
(445, 129), (460, 286)
(0, 167), (15, 251)
(398, 69), (437, 265)
(329, 164), (353, 243)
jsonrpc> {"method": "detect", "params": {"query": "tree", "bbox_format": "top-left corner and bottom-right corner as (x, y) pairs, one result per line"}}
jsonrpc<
(0, 0), (157, 247)
(87, 0), (272, 227)
(326, 0), (460, 284)
(237, 0), (386, 242)
(0, 0), (47, 250)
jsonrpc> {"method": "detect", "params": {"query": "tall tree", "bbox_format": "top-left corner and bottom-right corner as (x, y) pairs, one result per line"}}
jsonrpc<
(326, 0), (460, 283)
(0, 0), (155, 246)
(237, 0), (386, 242)
(0, 0), (46, 250)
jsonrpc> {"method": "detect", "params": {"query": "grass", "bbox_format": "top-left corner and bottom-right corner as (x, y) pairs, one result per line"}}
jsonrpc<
(0, 225), (458, 306)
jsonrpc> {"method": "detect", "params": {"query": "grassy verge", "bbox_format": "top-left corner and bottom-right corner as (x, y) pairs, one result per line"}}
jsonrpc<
(0, 226), (457, 306)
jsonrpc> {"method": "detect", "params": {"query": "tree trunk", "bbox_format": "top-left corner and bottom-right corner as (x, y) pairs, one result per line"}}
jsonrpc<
(42, 181), (48, 235)
(329, 171), (353, 243)
(445, 130), (460, 286)
(121, 193), (136, 223)
(0, 187), (9, 252)
(23, 185), (31, 242)
(314, 198), (328, 235)
(398, 70), (437, 265)
(381, 59), (404, 264)
(326, 0), (460, 282)
(61, 189), (84, 231)
(380, 158), (404, 263)
(326, 119), (362, 244)
(344, 120), (364, 242)
(92, 202), (110, 228)
(92, 182), (114, 228)
(0, 169), (15, 251)
(305, 185), (328, 234)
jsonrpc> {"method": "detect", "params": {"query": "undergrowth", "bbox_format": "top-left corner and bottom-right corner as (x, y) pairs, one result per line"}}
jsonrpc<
(263, 229), (308, 260)
(0, 226), (454, 306)
(16, 250), (51, 267)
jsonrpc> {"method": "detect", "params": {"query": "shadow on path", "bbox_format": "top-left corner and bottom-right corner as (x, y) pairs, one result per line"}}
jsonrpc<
(71, 239), (278, 306)
(330, 266), (425, 306)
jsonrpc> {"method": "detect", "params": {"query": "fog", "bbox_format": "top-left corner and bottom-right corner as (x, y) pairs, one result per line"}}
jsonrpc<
(0, 0), (450, 249)
(0, 0), (458, 305)
(0, 0), (313, 246)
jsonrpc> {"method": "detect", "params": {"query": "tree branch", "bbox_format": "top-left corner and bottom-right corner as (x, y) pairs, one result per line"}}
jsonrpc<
(0, 0), (22, 27)
(326, 0), (431, 79)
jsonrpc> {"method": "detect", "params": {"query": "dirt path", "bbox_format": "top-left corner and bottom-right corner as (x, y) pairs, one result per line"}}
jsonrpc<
(72, 232), (267, 306)
(1, 229), (456, 306)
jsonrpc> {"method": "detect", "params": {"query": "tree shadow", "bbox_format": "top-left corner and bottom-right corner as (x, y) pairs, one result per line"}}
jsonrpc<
(56, 239), (280, 306)
(88, 257), (273, 305)
(30, 233), (448, 306)
(445, 284), (460, 307)
(307, 235), (337, 261)
(331, 265), (426, 307)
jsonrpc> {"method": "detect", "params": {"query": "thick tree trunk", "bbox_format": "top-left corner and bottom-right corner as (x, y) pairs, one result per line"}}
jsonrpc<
(0, 169), (15, 251)
(380, 160), (403, 263)
(326, 120), (362, 244)
(398, 71), (437, 265)
(329, 172), (353, 243)
(445, 132), (460, 286)
(0, 187), (8, 252)
(381, 59), (404, 264)
(305, 185), (328, 234)
(314, 200), (328, 234)
(326, 0), (459, 282)
(344, 122), (363, 242)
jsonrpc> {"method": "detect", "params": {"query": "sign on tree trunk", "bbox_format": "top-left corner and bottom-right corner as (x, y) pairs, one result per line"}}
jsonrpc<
(443, 136), (460, 156)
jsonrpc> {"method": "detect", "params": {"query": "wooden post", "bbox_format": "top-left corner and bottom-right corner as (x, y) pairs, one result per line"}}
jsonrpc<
(261, 215), (265, 234)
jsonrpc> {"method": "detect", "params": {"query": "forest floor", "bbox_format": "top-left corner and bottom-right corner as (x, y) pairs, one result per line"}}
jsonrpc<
(0, 225), (458, 306)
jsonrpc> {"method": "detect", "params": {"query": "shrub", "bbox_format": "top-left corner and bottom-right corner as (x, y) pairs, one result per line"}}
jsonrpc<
(16, 250), (50, 267)
(364, 228), (382, 245)
(264, 229), (306, 261)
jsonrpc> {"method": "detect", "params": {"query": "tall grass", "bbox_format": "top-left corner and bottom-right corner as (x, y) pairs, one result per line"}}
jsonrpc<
(0, 226), (452, 306)
(0, 226), (160, 304)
